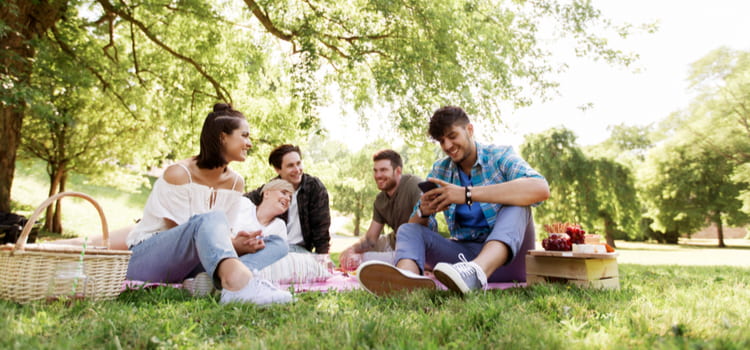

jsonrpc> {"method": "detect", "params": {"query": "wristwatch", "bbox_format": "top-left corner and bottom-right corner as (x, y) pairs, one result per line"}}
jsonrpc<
(416, 207), (431, 218)
(465, 186), (473, 206)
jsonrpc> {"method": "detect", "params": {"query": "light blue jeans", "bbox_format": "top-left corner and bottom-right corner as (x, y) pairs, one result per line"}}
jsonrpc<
(126, 211), (288, 288)
(395, 206), (535, 282)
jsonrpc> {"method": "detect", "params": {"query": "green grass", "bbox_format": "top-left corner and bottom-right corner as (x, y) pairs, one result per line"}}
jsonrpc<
(6, 160), (750, 348)
(11, 159), (150, 239)
(0, 264), (748, 349)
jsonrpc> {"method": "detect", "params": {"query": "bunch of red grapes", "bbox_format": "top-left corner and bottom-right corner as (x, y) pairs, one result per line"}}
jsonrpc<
(565, 224), (586, 244)
(542, 224), (586, 251)
(541, 233), (572, 251)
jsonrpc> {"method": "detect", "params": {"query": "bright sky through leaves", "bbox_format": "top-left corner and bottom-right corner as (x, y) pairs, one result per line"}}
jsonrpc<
(321, 0), (750, 150)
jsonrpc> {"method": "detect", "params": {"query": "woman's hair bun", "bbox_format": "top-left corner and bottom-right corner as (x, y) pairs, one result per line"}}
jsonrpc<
(213, 103), (233, 112)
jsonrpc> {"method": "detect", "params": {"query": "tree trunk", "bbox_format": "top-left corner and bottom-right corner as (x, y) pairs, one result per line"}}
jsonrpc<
(715, 215), (726, 248)
(602, 213), (617, 248)
(45, 166), (63, 231)
(52, 171), (68, 233)
(0, 0), (67, 212)
(0, 107), (23, 213)
(353, 199), (361, 236)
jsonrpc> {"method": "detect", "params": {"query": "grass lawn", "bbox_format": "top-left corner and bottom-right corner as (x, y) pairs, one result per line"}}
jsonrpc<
(0, 264), (747, 349)
(4, 160), (750, 349)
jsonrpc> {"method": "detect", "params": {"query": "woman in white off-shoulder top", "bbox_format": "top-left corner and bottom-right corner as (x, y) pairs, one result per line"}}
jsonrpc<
(125, 103), (293, 305)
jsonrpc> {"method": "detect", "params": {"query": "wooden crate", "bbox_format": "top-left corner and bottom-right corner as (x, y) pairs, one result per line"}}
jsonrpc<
(526, 250), (620, 290)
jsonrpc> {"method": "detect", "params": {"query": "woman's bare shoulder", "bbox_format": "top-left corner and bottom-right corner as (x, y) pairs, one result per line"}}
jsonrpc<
(227, 168), (245, 192)
(162, 160), (192, 185)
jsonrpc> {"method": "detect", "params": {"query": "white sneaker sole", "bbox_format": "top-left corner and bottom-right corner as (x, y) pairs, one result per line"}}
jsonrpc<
(184, 272), (214, 297)
(356, 261), (436, 296)
(433, 263), (471, 294)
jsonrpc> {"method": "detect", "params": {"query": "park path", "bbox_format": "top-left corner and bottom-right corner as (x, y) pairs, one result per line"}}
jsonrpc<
(330, 233), (750, 268)
(613, 240), (750, 267)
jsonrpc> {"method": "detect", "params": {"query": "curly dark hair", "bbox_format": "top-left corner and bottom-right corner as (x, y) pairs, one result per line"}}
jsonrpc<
(428, 106), (470, 140)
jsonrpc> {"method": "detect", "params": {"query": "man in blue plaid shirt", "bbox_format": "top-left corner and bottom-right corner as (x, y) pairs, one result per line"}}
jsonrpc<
(358, 106), (550, 295)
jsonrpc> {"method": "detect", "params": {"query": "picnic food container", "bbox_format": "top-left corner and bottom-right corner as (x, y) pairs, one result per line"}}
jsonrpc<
(526, 250), (620, 290)
(0, 192), (131, 303)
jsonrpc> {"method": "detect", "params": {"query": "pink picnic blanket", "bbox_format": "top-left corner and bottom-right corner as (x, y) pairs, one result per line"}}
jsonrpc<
(123, 270), (526, 293)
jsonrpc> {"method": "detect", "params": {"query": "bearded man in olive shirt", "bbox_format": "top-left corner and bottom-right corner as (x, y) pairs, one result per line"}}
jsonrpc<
(339, 149), (422, 269)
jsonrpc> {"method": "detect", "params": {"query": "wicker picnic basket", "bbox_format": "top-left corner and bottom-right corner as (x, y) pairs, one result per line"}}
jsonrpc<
(0, 192), (131, 303)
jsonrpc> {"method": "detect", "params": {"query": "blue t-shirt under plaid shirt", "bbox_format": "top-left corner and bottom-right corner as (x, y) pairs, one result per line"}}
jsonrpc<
(414, 142), (545, 241)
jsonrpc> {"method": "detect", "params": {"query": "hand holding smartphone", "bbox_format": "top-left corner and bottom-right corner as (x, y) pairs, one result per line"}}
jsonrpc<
(418, 181), (438, 193)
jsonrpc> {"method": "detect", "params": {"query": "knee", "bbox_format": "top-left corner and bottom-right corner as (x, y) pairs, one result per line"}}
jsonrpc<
(503, 205), (530, 215)
(396, 223), (424, 241)
(196, 211), (228, 226)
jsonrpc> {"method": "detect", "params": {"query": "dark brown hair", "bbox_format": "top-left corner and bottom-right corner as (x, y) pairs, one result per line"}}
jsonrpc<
(268, 144), (301, 169)
(372, 149), (402, 170)
(196, 103), (246, 169)
(428, 106), (470, 140)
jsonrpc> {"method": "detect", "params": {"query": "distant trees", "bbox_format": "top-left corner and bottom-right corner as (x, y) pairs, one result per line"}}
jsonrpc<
(329, 149), (380, 236)
(638, 48), (750, 246)
(521, 128), (641, 246)
(523, 48), (750, 247)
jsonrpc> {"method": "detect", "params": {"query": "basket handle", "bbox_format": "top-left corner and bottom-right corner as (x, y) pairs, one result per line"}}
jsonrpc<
(15, 192), (110, 252)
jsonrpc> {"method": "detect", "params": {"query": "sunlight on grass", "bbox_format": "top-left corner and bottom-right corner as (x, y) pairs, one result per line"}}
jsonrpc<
(11, 160), (149, 238)
(1, 264), (748, 349)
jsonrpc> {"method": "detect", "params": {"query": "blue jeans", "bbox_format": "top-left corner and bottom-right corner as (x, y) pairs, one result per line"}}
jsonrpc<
(126, 211), (288, 288)
(395, 206), (535, 282)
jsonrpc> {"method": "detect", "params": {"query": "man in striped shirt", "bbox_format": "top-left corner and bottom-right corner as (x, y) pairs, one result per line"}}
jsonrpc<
(358, 106), (550, 295)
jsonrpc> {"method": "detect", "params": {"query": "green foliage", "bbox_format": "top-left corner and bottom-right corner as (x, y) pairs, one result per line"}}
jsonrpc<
(0, 264), (748, 349)
(237, 0), (639, 138)
(332, 148), (379, 235)
(638, 48), (750, 244)
(21, 22), (146, 191)
(640, 119), (749, 243)
(4, 0), (643, 213)
(687, 47), (750, 215)
(589, 123), (654, 167)
(521, 127), (642, 242)
(304, 137), (383, 235)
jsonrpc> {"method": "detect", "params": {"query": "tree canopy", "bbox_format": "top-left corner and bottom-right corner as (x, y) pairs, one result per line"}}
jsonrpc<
(1, 0), (640, 212)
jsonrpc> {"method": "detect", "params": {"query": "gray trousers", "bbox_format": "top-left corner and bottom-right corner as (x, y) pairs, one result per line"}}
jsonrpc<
(395, 206), (535, 282)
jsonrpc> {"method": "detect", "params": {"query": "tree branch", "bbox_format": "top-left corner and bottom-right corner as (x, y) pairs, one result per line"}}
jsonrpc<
(129, 21), (146, 86)
(98, 0), (232, 103)
(243, 0), (294, 41)
(50, 26), (140, 121)
(102, 11), (118, 62)
(245, 0), (391, 49)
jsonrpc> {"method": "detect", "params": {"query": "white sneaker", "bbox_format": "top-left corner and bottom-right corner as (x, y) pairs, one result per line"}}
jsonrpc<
(356, 260), (436, 296)
(183, 272), (215, 297)
(433, 253), (488, 294)
(220, 278), (293, 305)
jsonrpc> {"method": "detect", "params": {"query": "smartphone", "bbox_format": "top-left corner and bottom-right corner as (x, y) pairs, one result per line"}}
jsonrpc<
(418, 181), (438, 193)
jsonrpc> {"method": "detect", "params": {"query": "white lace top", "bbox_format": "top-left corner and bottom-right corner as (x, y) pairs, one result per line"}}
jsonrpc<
(126, 164), (243, 248)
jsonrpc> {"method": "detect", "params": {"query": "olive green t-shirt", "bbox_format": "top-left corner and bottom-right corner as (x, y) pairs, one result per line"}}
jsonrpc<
(372, 174), (423, 235)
